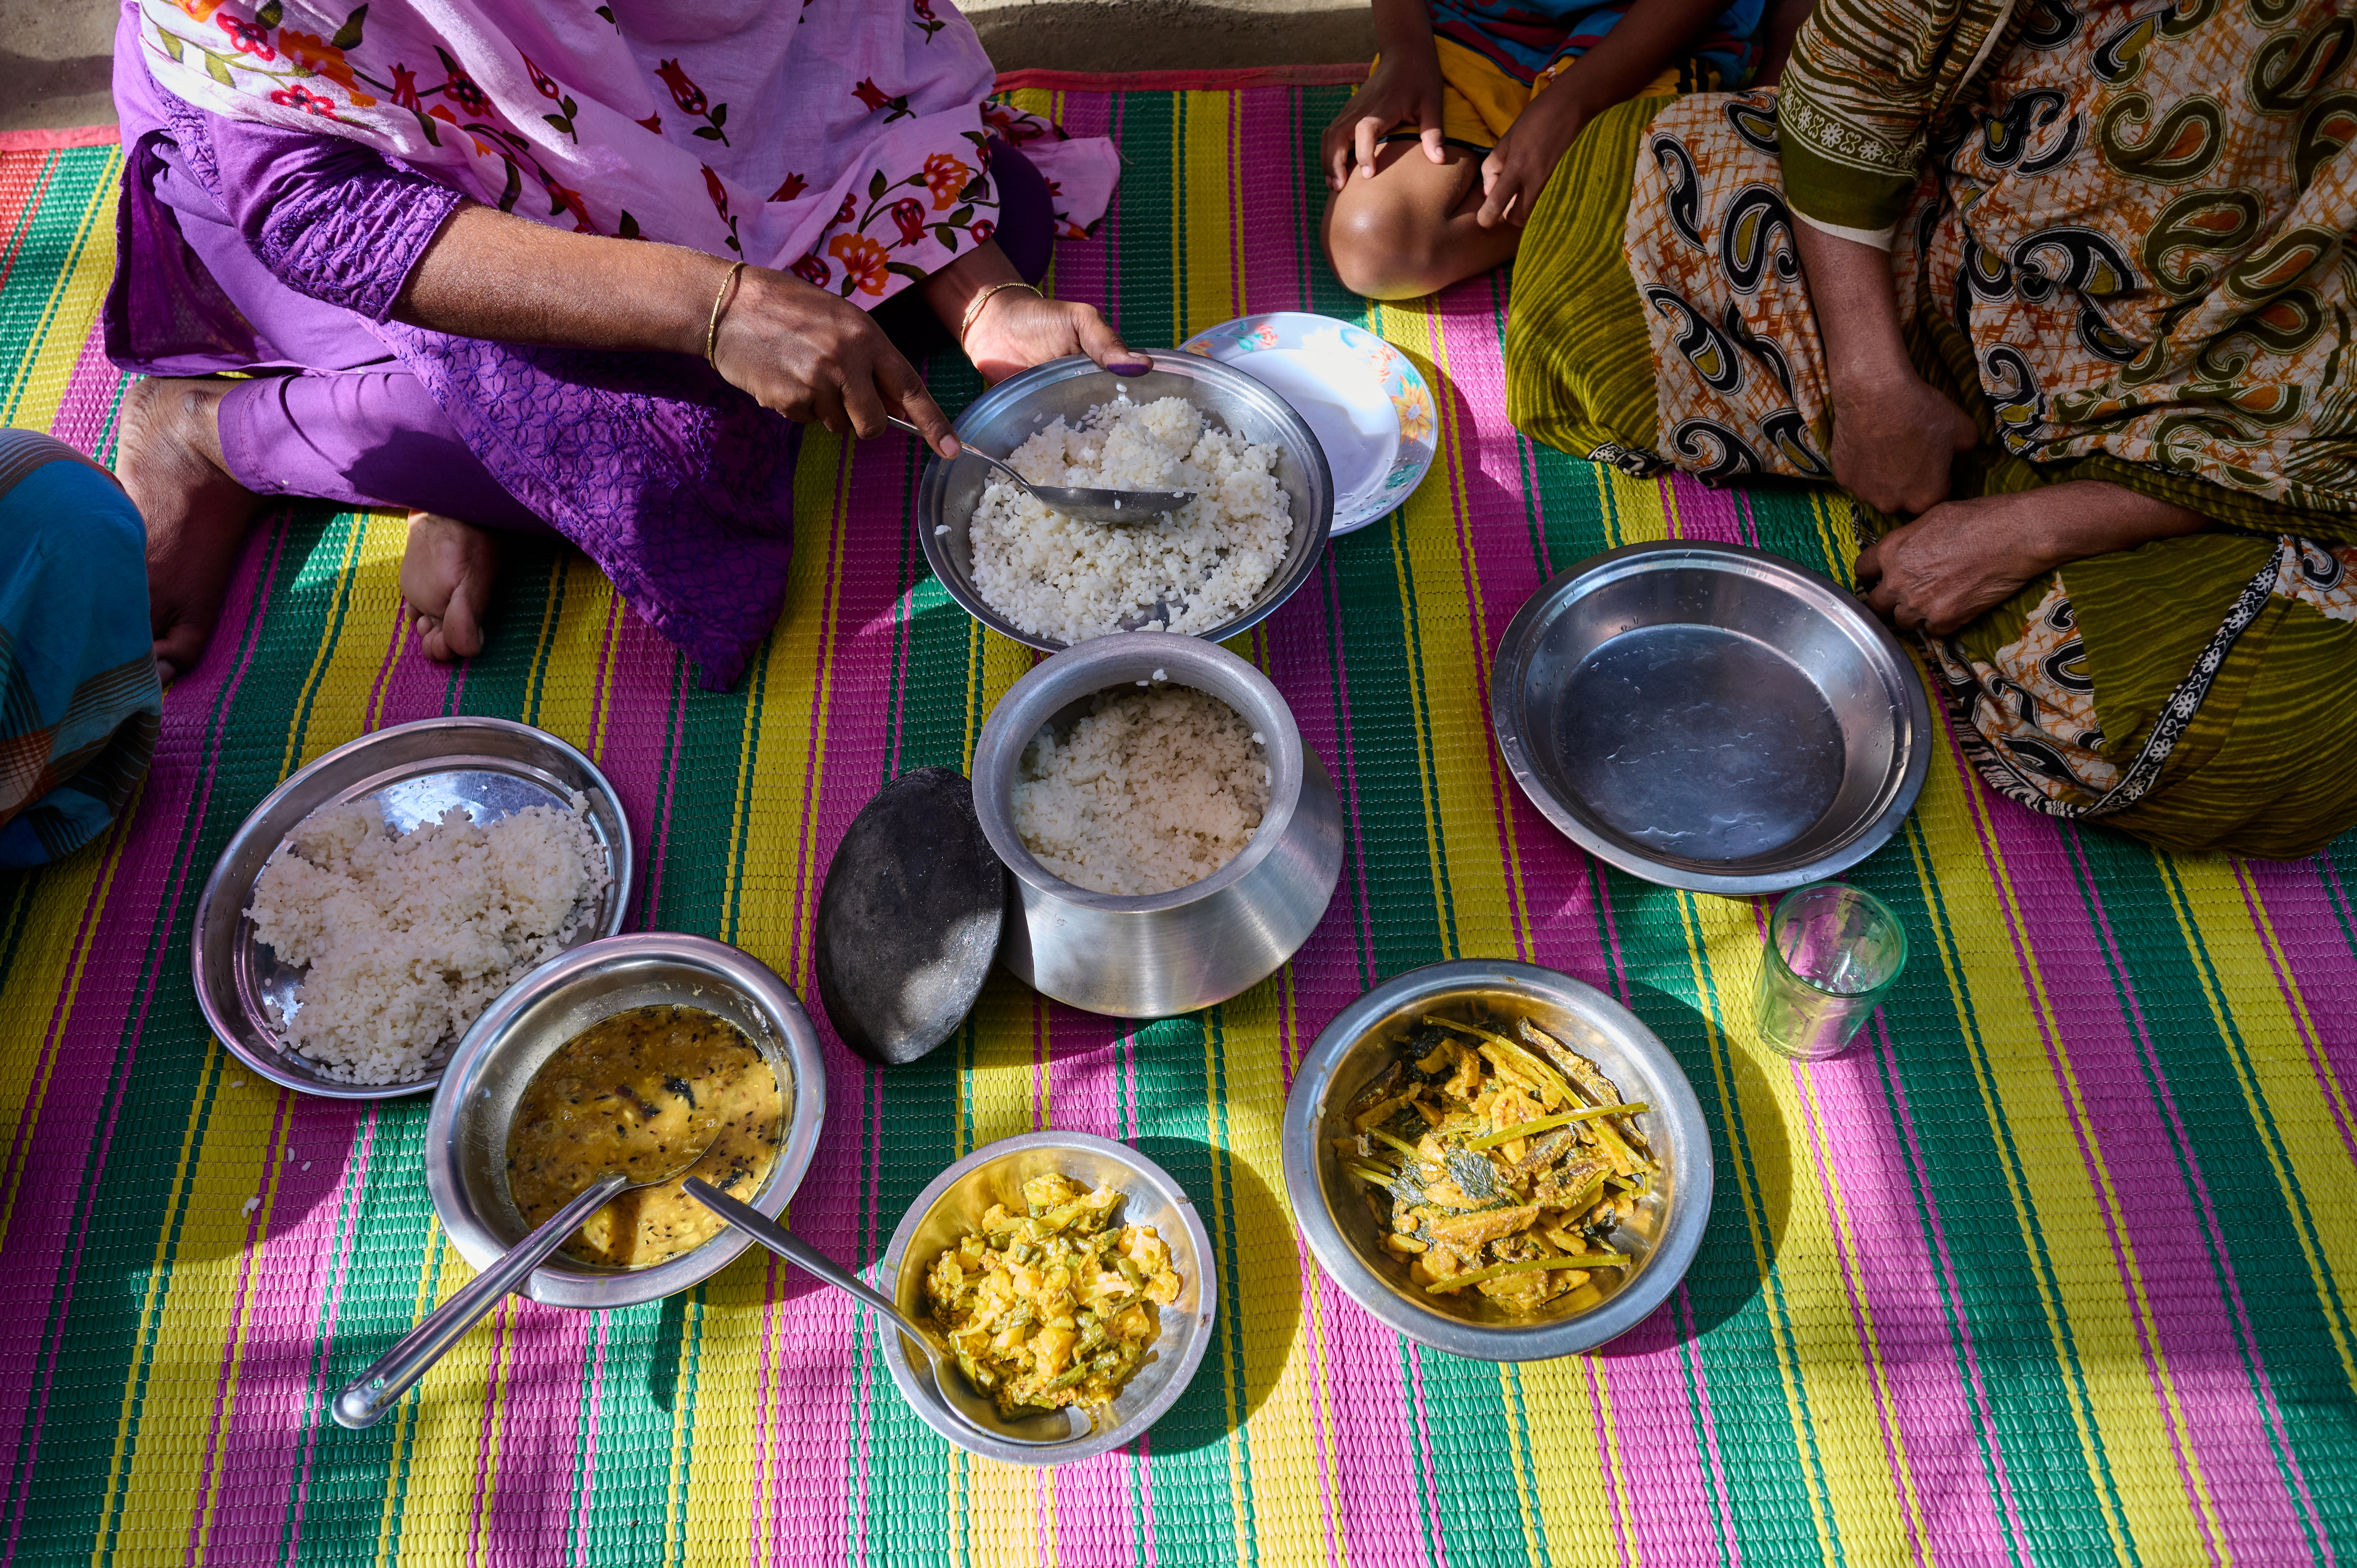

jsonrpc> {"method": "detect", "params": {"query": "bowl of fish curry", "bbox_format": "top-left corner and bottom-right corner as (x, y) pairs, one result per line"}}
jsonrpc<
(1284, 960), (1712, 1359)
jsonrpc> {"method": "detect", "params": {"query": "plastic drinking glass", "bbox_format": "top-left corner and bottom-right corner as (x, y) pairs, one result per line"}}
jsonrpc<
(1753, 882), (1907, 1060)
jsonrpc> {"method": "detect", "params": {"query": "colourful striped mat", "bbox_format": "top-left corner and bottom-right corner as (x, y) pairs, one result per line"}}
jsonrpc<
(4, 74), (2354, 1566)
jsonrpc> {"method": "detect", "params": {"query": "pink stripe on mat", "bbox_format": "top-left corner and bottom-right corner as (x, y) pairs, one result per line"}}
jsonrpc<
(1976, 757), (2309, 1559)
(187, 1095), (373, 1564)
(2233, 860), (2357, 1172)
(1786, 1044), (2012, 1564)
(1426, 271), (1753, 1567)
(0, 508), (293, 1560)
(478, 1303), (597, 1553)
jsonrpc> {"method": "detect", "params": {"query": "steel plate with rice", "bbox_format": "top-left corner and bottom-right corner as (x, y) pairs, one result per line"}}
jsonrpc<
(192, 717), (633, 1099)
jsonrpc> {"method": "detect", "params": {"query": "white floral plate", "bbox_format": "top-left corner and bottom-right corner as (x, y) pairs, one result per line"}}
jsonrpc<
(1179, 312), (1436, 537)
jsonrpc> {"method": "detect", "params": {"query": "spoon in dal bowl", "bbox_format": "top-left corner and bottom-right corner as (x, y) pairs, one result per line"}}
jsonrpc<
(885, 415), (1195, 527)
(685, 1177), (1086, 1447)
(332, 1117), (720, 1430)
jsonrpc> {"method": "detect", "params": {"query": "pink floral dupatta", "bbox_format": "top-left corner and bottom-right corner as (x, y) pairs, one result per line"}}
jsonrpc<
(134, 0), (1117, 303)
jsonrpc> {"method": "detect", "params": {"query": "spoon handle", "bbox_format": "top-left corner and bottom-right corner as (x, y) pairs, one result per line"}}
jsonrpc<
(332, 1171), (627, 1430)
(884, 416), (1017, 483)
(684, 1178), (924, 1338)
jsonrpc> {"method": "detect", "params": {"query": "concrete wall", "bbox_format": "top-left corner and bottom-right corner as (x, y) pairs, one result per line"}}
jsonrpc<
(2, 0), (1370, 133)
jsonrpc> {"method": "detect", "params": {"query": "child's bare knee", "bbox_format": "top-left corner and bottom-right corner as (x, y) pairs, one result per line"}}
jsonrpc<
(1325, 189), (1441, 299)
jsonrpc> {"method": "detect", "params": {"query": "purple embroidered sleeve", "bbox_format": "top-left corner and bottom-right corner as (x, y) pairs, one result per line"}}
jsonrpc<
(196, 110), (463, 323)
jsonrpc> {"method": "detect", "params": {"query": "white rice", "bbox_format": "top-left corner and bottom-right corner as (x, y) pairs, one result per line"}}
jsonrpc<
(1013, 686), (1269, 896)
(969, 395), (1292, 645)
(246, 797), (609, 1084)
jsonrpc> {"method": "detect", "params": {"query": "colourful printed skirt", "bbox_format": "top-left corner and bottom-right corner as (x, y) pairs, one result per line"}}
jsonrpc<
(1503, 86), (2357, 859)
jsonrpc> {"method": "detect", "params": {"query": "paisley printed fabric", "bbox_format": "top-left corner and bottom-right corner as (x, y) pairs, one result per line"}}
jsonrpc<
(133, 0), (1116, 305)
(1628, 0), (2357, 524)
(1505, 0), (2357, 854)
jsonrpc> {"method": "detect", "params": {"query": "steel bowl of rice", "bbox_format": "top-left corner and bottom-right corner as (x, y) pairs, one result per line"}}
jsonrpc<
(969, 634), (1343, 1017)
(192, 717), (633, 1100)
(917, 352), (1334, 652)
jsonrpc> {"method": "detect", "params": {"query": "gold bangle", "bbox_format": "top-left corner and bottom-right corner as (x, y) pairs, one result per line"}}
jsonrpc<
(705, 259), (746, 368)
(959, 280), (1039, 346)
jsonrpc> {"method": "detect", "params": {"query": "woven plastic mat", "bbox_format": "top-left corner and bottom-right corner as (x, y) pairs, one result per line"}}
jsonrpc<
(3, 86), (2353, 1565)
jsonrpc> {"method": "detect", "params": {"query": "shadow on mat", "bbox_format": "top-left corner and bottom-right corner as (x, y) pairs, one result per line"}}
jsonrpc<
(1589, 978), (1790, 1356)
(1125, 1135), (1292, 1454)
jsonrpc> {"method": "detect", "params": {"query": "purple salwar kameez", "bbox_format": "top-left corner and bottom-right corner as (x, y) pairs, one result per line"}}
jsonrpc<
(104, 2), (1065, 687)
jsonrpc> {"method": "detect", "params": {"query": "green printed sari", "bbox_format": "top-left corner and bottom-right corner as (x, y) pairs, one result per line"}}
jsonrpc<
(1504, 0), (2357, 858)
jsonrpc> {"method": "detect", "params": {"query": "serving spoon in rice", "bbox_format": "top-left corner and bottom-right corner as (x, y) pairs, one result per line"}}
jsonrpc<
(887, 415), (1196, 526)
(331, 1115), (721, 1430)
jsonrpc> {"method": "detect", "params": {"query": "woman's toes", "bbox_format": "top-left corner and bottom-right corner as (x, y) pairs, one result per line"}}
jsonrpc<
(399, 511), (501, 664)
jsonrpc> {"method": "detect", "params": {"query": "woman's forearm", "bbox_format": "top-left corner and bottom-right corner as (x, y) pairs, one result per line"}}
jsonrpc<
(2026, 482), (2208, 569)
(401, 201), (1039, 359)
(1370, 0), (1436, 55)
(1547, 0), (1734, 111)
(393, 201), (731, 354)
(1790, 217), (1911, 393)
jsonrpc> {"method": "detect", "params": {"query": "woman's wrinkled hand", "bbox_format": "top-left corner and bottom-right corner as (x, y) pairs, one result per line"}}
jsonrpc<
(1855, 491), (2056, 635)
(962, 289), (1150, 386)
(1477, 88), (1588, 228)
(709, 264), (961, 456)
(1827, 370), (1979, 517)
(1324, 47), (1448, 190)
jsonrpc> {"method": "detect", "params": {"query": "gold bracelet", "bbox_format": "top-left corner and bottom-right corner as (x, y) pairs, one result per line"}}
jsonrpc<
(959, 280), (1039, 346)
(705, 259), (746, 368)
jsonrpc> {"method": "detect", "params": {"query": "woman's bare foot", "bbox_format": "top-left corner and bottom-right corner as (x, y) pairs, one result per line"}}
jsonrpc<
(116, 377), (261, 684)
(399, 511), (501, 662)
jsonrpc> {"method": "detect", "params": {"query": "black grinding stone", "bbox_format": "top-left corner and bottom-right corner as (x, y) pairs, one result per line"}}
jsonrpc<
(813, 767), (1005, 1067)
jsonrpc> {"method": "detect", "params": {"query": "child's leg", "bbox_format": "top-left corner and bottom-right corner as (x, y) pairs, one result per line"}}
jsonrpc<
(1323, 138), (1522, 300)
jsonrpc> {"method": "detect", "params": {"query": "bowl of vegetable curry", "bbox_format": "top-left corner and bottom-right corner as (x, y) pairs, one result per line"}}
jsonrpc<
(1284, 960), (1713, 1359)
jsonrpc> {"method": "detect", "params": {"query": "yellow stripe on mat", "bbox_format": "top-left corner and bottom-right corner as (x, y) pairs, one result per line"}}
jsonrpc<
(1213, 972), (1335, 1568)
(0, 146), (119, 433)
(1181, 91), (1247, 340)
(956, 980), (1054, 1568)
(2168, 860), (2357, 1394)
(1912, 727), (2216, 1563)
(676, 425), (859, 1562)
(287, 519), (408, 770)
(102, 516), (405, 1566)
(0, 813), (135, 1241)
(520, 558), (620, 756)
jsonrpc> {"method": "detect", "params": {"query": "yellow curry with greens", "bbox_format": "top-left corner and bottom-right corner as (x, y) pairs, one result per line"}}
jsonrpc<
(506, 1004), (784, 1268)
(925, 1174), (1181, 1419)
(1340, 1009), (1655, 1313)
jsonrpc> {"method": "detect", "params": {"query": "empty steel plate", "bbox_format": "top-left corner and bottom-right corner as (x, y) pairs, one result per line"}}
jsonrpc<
(1490, 542), (1930, 895)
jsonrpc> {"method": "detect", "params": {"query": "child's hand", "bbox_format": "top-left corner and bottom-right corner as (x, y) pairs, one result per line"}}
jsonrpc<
(1323, 47), (1448, 190)
(1476, 88), (1591, 227)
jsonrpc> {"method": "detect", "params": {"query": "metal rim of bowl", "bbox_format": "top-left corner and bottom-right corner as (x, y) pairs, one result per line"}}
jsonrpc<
(970, 635), (1306, 914)
(1489, 541), (1932, 897)
(916, 351), (1335, 653)
(1177, 311), (1435, 538)
(878, 1131), (1218, 1465)
(190, 716), (636, 1100)
(423, 932), (828, 1311)
(1282, 959), (1714, 1361)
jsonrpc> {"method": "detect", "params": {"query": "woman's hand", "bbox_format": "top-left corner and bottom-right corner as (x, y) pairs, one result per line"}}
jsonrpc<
(1788, 216), (1977, 515)
(961, 288), (1148, 386)
(1325, 44), (1448, 189)
(1859, 481), (2207, 633)
(1855, 493), (2053, 634)
(711, 265), (959, 454)
(1476, 87), (1591, 228)
(1827, 369), (1979, 516)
